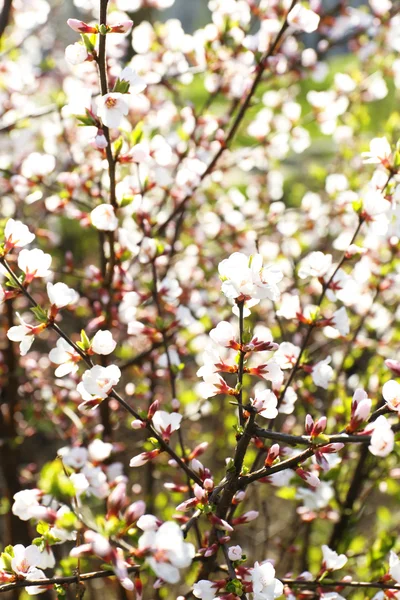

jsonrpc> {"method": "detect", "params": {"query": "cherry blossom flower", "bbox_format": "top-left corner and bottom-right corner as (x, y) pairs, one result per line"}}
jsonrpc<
(90, 204), (119, 231)
(382, 380), (400, 413)
(18, 248), (52, 281)
(368, 415), (395, 457)
(88, 439), (113, 463)
(59, 445), (89, 470)
(298, 252), (332, 279)
(12, 489), (42, 521)
(312, 357), (333, 389)
(138, 521), (195, 583)
(362, 136), (392, 166)
(65, 43), (88, 65)
(152, 410), (183, 439)
(218, 252), (282, 302)
(97, 93), (129, 128)
(91, 330), (117, 355)
(119, 67), (147, 93)
(287, 4), (320, 33)
(7, 312), (45, 356)
(193, 579), (219, 600)
(79, 365), (121, 399)
(47, 282), (79, 309)
(389, 551), (400, 583)
(251, 561), (284, 599)
(251, 389), (278, 419)
(321, 545), (348, 571)
(331, 307), (350, 336)
(209, 321), (237, 347)
(11, 544), (49, 594)
(3, 218), (35, 251)
(49, 338), (81, 377)
(228, 545), (243, 561)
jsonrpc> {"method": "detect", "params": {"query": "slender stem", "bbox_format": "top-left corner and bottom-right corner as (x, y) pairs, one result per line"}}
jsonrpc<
(0, 566), (139, 593)
(0, 257), (202, 486)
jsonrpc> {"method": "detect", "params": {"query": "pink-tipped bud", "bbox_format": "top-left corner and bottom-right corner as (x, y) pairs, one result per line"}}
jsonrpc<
(131, 419), (145, 430)
(176, 498), (198, 512)
(164, 483), (189, 493)
(203, 478), (214, 491)
(124, 500), (146, 525)
(232, 490), (246, 505)
(171, 398), (180, 410)
(232, 510), (259, 525)
(67, 18), (97, 33)
(147, 399), (160, 419)
(296, 468), (320, 488)
(110, 20), (134, 33)
(204, 543), (218, 557)
(193, 483), (207, 502)
(385, 359), (400, 376)
(94, 130), (108, 149)
(189, 442), (209, 460)
(305, 414), (314, 435)
(265, 443), (280, 467)
(129, 449), (160, 468)
(312, 416), (327, 437)
(107, 482), (127, 518)
(209, 515), (233, 532)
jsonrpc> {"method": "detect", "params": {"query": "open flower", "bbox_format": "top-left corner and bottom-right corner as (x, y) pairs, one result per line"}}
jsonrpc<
(7, 312), (45, 356)
(251, 389), (278, 419)
(362, 137), (392, 166)
(49, 338), (81, 377)
(382, 380), (400, 413)
(138, 521), (195, 583)
(80, 365), (121, 399)
(368, 415), (394, 457)
(18, 249), (52, 281)
(90, 204), (119, 231)
(3, 219), (35, 252)
(251, 561), (283, 599)
(152, 410), (182, 439)
(287, 4), (320, 33)
(65, 43), (88, 65)
(97, 93), (129, 128)
(321, 545), (347, 571)
(91, 330), (117, 355)
(218, 252), (282, 302)
(47, 282), (79, 309)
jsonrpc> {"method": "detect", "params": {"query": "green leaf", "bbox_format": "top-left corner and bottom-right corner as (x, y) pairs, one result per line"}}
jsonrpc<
(131, 121), (144, 146)
(80, 329), (91, 351)
(81, 34), (95, 52)
(113, 78), (130, 94)
(31, 305), (48, 323)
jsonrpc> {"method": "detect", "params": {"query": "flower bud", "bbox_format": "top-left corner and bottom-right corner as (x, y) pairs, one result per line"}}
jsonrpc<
(67, 18), (98, 33)
(265, 443), (280, 467)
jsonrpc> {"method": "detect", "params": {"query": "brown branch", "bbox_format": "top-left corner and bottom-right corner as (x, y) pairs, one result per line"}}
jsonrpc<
(0, 566), (139, 594)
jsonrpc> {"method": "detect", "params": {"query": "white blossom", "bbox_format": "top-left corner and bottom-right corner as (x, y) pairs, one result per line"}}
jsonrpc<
(18, 248), (52, 279)
(65, 43), (88, 65)
(49, 338), (80, 377)
(80, 365), (121, 399)
(138, 521), (195, 583)
(382, 380), (400, 413)
(4, 219), (35, 249)
(321, 545), (348, 571)
(90, 204), (119, 231)
(368, 415), (395, 457)
(91, 330), (117, 355)
(288, 4), (320, 33)
(251, 561), (283, 599)
(312, 357), (333, 389)
(97, 93), (129, 128)
(47, 282), (79, 308)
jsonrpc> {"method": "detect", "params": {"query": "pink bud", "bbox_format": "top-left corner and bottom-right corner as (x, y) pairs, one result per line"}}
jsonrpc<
(67, 18), (97, 33)
(94, 130), (108, 149)
(110, 20), (134, 33)
(312, 416), (327, 437)
(203, 478), (214, 491)
(265, 443), (280, 467)
(124, 500), (146, 525)
(386, 359), (400, 376)
(193, 483), (207, 502)
(147, 399), (160, 419)
(107, 482), (127, 517)
(171, 398), (180, 410)
(305, 414), (314, 434)
(232, 490), (246, 504)
(190, 442), (209, 459)
(131, 419), (145, 430)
